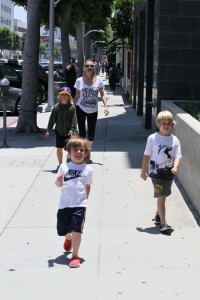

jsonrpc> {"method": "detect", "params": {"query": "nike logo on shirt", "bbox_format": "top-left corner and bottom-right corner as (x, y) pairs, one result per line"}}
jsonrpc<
(64, 169), (83, 182)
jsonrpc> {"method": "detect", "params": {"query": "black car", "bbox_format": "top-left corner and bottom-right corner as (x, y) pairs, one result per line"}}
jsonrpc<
(0, 61), (48, 104)
(39, 61), (64, 80)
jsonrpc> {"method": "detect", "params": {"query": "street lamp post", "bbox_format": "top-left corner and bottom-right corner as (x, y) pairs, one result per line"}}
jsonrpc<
(46, 0), (61, 111)
(92, 41), (107, 46)
(83, 30), (105, 61)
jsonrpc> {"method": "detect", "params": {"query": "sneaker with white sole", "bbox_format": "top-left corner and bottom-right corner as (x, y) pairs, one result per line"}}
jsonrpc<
(160, 223), (172, 233)
(153, 214), (161, 225)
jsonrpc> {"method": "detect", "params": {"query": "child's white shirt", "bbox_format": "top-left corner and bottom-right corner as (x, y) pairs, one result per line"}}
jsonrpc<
(144, 132), (182, 178)
(56, 162), (93, 208)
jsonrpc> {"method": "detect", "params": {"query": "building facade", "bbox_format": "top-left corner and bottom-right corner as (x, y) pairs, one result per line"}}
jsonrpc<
(0, 0), (14, 30)
(133, 0), (200, 128)
(14, 19), (27, 37)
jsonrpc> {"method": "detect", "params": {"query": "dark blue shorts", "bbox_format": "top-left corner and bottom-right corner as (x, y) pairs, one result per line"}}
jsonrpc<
(55, 129), (69, 148)
(57, 207), (86, 236)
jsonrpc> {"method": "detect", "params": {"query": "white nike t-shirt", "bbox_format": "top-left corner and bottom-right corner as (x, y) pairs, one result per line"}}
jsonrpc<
(56, 162), (93, 208)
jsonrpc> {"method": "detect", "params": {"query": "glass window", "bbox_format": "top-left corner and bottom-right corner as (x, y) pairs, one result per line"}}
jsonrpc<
(0, 66), (20, 81)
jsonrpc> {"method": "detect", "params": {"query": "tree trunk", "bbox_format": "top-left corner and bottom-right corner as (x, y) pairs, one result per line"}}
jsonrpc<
(16, 0), (41, 133)
(75, 21), (84, 77)
(58, 0), (73, 69)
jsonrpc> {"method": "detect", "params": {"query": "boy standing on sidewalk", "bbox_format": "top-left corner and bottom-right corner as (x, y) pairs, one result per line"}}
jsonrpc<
(55, 136), (93, 268)
(141, 110), (182, 233)
(45, 87), (77, 170)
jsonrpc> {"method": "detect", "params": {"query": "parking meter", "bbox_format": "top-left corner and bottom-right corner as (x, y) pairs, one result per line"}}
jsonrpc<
(0, 78), (10, 148)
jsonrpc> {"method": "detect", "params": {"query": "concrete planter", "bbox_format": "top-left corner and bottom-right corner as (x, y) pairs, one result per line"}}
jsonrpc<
(162, 100), (200, 215)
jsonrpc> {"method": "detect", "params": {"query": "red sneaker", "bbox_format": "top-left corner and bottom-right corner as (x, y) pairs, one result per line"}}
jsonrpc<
(63, 239), (72, 252)
(69, 257), (80, 268)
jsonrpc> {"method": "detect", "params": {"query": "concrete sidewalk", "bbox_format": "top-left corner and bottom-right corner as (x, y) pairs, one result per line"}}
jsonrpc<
(0, 77), (200, 300)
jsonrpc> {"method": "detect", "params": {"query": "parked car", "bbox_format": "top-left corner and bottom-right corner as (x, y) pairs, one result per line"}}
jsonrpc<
(0, 86), (21, 115)
(39, 61), (64, 81)
(0, 61), (48, 104)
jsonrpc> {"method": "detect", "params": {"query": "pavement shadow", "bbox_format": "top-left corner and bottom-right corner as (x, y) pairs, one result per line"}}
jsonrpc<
(48, 252), (85, 268)
(136, 226), (174, 236)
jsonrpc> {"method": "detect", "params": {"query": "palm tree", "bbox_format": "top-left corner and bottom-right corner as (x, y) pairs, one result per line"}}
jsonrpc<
(16, 0), (42, 133)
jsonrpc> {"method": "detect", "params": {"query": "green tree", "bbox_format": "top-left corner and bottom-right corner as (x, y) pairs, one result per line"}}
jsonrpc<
(110, 0), (134, 43)
(10, 31), (22, 50)
(0, 27), (12, 55)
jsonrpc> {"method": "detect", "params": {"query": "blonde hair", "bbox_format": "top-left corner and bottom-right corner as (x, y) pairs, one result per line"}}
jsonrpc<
(66, 136), (90, 160)
(156, 110), (176, 128)
(58, 93), (73, 104)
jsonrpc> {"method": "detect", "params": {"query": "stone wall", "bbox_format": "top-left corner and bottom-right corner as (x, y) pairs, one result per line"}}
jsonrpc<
(162, 100), (200, 215)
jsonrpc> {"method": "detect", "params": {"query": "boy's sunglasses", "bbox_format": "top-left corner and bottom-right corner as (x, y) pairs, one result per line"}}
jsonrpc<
(85, 65), (94, 68)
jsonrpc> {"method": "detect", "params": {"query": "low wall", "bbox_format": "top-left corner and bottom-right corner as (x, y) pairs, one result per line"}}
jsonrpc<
(162, 100), (200, 215)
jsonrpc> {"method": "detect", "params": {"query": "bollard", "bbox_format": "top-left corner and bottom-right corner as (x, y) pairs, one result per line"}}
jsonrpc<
(0, 78), (10, 148)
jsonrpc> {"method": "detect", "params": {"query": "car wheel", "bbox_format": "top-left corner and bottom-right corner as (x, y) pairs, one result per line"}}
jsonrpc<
(37, 83), (45, 105)
(14, 97), (21, 115)
(36, 90), (44, 105)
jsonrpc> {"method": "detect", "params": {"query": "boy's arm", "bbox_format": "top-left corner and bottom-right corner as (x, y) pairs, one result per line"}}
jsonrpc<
(71, 107), (77, 132)
(141, 155), (151, 181)
(45, 108), (56, 139)
(171, 157), (181, 175)
(86, 184), (91, 197)
(55, 173), (63, 187)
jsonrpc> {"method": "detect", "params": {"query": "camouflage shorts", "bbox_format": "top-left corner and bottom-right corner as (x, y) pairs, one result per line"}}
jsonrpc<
(151, 178), (173, 198)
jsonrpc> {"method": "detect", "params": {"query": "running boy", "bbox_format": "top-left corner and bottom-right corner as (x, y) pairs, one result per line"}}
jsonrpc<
(45, 87), (77, 169)
(55, 136), (93, 268)
(141, 110), (182, 233)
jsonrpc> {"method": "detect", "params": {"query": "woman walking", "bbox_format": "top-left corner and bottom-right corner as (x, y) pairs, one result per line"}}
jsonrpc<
(74, 59), (109, 160)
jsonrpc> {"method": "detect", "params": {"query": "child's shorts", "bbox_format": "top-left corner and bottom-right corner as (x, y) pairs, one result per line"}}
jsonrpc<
(55, 129), (69, 148)
(151, 178), (173, 198)
(57, 207), (86, 236)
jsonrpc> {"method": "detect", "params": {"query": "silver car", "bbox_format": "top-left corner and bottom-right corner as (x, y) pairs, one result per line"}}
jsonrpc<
(0, 86), (21, 115)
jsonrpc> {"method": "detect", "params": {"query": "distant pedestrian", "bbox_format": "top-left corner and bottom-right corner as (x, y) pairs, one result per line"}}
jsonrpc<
(74, 58), (109, 161)
(116, 62), (122, 84)
(140, 110), (182, 233)
(64, 57), (79, 98)
(45, 87), (77, 170)
(109, 63), (118, 91)
(94, 59), (100, 75)
(55, 136), (93, 268)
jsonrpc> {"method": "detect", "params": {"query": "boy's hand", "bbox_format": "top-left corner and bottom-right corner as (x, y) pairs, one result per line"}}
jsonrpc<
(141, 171), (148, 181)
(171, 167), (178, 175)
(45, 132), (50, 140)
(68, 130), (73, 137)
(57, 173), (63, 182)
(55, 172), (64, 187)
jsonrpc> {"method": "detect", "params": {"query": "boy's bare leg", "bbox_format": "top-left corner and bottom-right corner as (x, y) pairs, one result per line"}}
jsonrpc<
(157, 196), (166, 225)
(57, 148), (63, 165)
(71, 232), (81, 258)
(65, 233), (72, 240)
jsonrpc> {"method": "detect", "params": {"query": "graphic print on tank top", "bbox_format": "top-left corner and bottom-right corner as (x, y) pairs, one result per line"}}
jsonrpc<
(80, 88), (98, 108)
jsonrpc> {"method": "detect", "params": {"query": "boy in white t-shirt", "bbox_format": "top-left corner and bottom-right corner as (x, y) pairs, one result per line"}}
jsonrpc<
(141, 110), (182, 233)
(55, 136), (93, 268)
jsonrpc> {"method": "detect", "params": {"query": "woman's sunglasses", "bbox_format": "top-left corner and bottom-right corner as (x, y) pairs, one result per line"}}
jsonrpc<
(85, 65), (94, 68)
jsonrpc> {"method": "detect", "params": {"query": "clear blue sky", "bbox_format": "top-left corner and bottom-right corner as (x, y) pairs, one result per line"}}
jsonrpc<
(14, 6), (27, 23)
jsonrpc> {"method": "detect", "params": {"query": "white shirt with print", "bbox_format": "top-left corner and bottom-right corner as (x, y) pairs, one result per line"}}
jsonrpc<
(144, 132), (182, 179)
(74, 76), (104, 113)
(57, 162), (93, 209)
